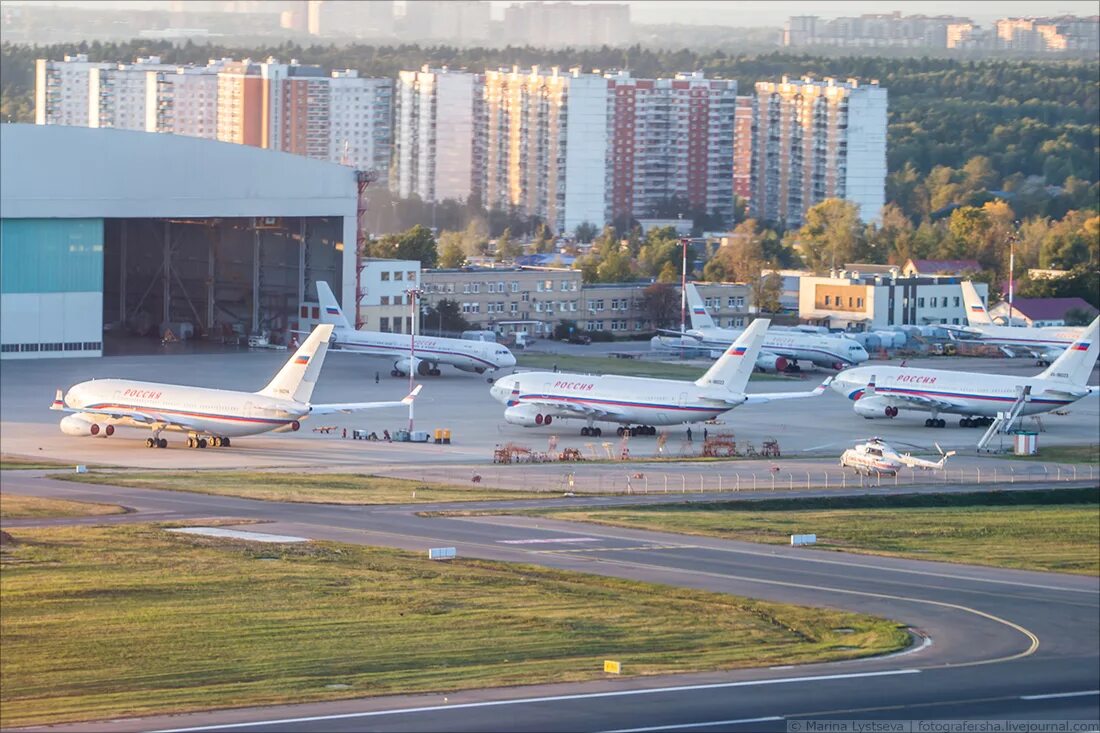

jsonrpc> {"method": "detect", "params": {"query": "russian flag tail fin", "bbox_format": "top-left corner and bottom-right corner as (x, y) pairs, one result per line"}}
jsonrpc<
(696, 318), (770, 393)
(258, 324), (334, 403)
(315, 281), (353, 330)
(1038, 317), (1099, 386)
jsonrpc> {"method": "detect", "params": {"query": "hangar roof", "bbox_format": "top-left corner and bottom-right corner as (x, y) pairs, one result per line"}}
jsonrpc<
(0, 125), (357, 220)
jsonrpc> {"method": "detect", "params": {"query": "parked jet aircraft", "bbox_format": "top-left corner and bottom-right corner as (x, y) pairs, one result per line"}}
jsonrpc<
(51, 325), (419, 448)
(316, 281), (516, 377)
(490, 318), (830, 436)
(666, 283), (869, 372)
(832, 317), (1098, 428)
(946, 281), (1085, 365)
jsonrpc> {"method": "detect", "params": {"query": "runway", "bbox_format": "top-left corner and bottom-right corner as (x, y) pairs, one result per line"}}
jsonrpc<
(4, 471), (1097, 732)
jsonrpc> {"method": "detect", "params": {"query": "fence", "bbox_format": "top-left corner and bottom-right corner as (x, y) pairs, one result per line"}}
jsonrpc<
(404, 462), (1099, 496)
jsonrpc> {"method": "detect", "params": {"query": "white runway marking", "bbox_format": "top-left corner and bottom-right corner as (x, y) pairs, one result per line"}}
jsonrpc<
(599, 716), (783, 732)
(166, 528), (309, 543)
(496, 537), (601, 544)
(1020, 689), (1099, 700)
(150, 669), (918, 732)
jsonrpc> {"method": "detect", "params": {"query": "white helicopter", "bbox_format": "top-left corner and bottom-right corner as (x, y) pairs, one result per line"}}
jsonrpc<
(809, 437), (956, 476)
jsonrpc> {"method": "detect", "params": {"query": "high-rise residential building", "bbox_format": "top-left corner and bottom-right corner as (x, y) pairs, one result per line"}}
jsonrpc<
(480, 66), (609, 234)
(503, 2), (630, 47)
(35, 55), (392, 180)
(394, 66), (481, 203)
(751, 76), (887, 228)
(603, 71), (736, 224)
(146, 60), (229, 140)
(88, 56), (179, 131)
(732, 95), (753, 204)
(35, 54), (112, 127)
(402, 1), (490, 44)
(307, 0), (394, 38)
(784, 12), (972, 48)
(996, 16), (1100, 52)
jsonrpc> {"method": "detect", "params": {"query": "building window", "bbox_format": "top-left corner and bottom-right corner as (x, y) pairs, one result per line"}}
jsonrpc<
(393, 319), (402, 333)
(407, 271), (417, 281)
(498, 282), (504, 293)
(510, 281), (519, 293)
(953, 318), (959, 324)
(394, 271), (403, 281)
(825, 295), (831, 306)
(544, 279), (553, 291)
(381, 272), (390, 281)
(560, 280), (569, 291)
(379, 317), (390, 332)
(522, 292), (529, 302)
(487, 282), (496, 293)
(917, 297), (925, 308)
(472, 284), (480, 294)
(857, 297), (863, 308)
(954, 296), (960, 307)
(380, 296), (390, 305)
(510, 302), (518, 313)
(463, 283), (471, 294)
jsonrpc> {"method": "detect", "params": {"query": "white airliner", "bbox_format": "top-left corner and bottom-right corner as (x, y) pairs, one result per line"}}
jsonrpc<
(490, 318), (831, 436)
(832, 317), (1099, 428)
(316, 281), (516, 377)
(50, 324), (420, 448)
(946, 281), (1085, 365)
(666, 283), (869, 372)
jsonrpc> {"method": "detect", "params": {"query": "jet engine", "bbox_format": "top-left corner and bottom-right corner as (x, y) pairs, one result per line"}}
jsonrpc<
(60, 413), (114, 437)
(454, 363), (487, 374)
(755, 353), (789, 373)
(392, 357), (422, 376)
(852, 396), (897, 419)
(504, 403), (554, 427)
(273, 420), (301, 433)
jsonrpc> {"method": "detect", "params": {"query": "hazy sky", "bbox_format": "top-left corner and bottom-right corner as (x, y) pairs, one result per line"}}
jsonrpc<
(4, 0), (1098, 28)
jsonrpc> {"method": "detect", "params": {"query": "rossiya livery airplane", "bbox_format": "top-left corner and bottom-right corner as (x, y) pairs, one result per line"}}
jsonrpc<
(832, 316), (1099, 428)
(490, 318), (831, 437)
(50, 324), (420, 449)
(316, 281), (516, 378)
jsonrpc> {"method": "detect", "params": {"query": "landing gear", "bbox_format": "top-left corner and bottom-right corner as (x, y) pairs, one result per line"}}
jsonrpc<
(616, 425), (657, 437)
(430, 368), (442, 376)
(784, 363), (802, 373)
(391, 369), (402, 377)
(187, 435), (231, 448)
(924, 418), (946, 428)
(146, 437), (168, 448)
(960, 417), (992, 428)
(581, 426), (603, 437)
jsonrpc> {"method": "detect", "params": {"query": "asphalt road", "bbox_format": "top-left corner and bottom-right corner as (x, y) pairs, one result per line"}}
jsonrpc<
(4, 472), (1097, 732)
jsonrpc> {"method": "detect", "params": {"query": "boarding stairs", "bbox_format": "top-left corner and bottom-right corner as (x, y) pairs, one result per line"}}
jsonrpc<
(976, 385), (1031, 451)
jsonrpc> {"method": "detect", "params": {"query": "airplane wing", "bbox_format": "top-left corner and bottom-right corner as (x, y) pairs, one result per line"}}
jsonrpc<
(309, 386), (422, 416)
(741, 377), (833, 405)
(657, 328), (704, 341)
(516, 398), (630, 422)
(881, 392), (967, 411)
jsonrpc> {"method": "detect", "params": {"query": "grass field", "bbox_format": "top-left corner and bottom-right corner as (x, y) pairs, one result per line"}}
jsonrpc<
(0, 494), (126, 520)
(50, 471), (550, 504)
(0, 455), (87, 471)
(0, 524), (908, 726)
(1007, 444), (1100, 465)
(515, 353), (786, 381)
(540, 489), (1100, 575)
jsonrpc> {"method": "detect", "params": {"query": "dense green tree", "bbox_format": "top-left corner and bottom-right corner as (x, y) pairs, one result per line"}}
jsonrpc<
(421, 299), (470, 334)
(436, 231), (466, 268)
(640, 283), (680, 329)
(573, 222), (599, 244)
(795, 199), (865, 273)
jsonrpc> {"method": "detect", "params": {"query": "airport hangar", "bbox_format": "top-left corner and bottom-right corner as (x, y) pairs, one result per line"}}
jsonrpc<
(0, 124), (361, 360)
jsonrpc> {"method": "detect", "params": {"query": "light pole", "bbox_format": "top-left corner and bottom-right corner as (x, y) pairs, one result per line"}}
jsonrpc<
(405, 287), (423, 433)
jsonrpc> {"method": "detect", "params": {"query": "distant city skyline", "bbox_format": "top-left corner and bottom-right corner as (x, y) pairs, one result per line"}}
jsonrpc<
(4, 0), (1098, 29)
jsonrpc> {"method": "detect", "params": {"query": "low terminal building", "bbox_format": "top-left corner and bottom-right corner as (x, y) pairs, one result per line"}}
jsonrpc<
(0, 125), (359, 359)
(798, 269), (989, 330)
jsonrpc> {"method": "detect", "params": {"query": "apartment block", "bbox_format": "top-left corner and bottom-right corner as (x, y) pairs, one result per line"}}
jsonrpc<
(480, 66), (609, 234)
(996, 16), (1100, 52)
(35, 54), (113, 126)
(604, 71), (736, 224)
(146, 60), (227, 139)
(732, 95), (753, 203)
(402, 0), (491, 44)
(784, 12), (973, 48)
(36, 55), (392, 180)
(394, 67), (481, 202)
(751, 76), (887, 228)
(502, 2), (630, 47)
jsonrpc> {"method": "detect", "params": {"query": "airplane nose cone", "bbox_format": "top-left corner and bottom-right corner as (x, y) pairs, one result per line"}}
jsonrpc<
(503, 352), (517, 367)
